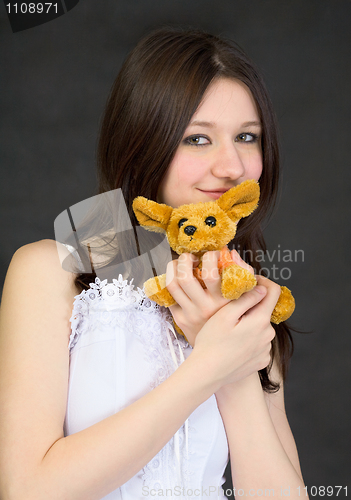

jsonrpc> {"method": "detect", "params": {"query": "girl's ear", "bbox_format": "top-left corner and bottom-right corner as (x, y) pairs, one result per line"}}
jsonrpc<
(132, 197), (173, 233)
(217, 179), (260, 222)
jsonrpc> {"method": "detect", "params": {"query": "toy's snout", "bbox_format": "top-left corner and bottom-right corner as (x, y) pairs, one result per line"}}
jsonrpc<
(183, 225), (197, 236)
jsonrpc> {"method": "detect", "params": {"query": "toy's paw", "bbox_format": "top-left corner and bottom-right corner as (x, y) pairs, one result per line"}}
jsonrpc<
(144, 274), (176, 307)
(221, 264), (257, 300)
(270, 286), (295, 324)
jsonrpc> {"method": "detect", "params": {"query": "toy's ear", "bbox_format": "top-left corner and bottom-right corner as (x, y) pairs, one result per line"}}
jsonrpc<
(132, 197), (173, 233)
(217, 180), (260, 222)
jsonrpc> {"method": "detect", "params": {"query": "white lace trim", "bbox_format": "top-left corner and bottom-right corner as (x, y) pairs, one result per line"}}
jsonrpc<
(68, 275), (163, 349)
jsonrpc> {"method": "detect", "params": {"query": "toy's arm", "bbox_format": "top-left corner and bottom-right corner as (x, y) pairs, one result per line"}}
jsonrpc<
(271, 286), (295, 324)
(143, 274), (176, 307)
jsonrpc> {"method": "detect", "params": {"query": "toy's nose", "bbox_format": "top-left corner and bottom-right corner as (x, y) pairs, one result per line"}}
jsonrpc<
(184, 225), (197, 236)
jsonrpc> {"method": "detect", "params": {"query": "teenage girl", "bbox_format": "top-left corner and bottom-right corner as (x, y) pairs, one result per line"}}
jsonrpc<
(0, 27), (307, 500)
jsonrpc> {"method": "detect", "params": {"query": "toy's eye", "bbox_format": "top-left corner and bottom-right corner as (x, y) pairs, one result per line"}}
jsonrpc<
(205, 216), (216, 227)
(178, 218), (188, 228)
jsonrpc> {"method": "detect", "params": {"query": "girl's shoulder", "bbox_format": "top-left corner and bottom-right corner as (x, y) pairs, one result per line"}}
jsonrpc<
(0, 239), (80, 372)
(3, 238), (80, 311)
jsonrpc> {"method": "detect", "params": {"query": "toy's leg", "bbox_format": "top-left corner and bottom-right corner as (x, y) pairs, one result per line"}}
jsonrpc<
(270, 286), (295, 324)
(144, 274), (176, 307)
(221, 263), (257, 300)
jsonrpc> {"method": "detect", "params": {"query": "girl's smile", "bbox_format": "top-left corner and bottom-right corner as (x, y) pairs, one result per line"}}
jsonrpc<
(158, 77), (263, 208)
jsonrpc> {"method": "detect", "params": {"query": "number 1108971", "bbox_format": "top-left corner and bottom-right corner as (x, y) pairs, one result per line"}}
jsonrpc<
(6, 3), (59, 14)
(298, 486), (348, 496)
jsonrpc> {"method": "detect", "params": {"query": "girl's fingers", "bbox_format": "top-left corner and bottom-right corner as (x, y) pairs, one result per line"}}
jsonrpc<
(201, 251), (224, 297)
(227, 253), (280, 318)
(230, 249), (254, 275)
(175, 252), (227, 307)
(255, 275), (281, 313)
(221, 284), (267, 322)
(165, 255), (203, 307)
(165, 260), (190, 305)
(246, 275), (281, 317)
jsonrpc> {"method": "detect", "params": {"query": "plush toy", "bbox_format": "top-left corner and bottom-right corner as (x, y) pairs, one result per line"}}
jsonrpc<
(132, 179), (295, 326)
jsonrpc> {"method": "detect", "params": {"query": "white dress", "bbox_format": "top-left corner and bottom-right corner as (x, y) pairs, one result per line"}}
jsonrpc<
(64, 274), (229, 499)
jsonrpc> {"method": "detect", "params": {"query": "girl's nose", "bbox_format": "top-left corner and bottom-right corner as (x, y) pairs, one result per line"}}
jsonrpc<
(210, 144), (245, 179)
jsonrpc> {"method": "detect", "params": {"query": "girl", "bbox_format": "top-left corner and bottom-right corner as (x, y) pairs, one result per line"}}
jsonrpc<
(0, 27), (307, 499)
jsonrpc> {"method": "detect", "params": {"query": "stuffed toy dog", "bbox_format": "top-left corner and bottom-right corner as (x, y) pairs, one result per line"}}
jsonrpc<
(133, 179), (295, 325)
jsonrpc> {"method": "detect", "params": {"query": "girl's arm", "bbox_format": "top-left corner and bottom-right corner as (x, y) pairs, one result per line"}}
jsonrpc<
(215, 367), (307, 498)
(0, 240), (271, 500)
(169, 253), (308, 498)
(263, 356), (304, 481)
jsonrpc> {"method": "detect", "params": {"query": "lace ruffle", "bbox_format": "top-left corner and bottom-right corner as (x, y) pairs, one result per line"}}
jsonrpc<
(68, 275), (162, 349)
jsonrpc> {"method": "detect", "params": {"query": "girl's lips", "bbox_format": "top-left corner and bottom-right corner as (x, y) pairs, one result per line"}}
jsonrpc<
(198, 189), (229, 200)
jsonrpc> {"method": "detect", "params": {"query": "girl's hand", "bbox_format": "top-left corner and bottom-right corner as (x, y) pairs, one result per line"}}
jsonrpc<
(166, 251), (227, 346)
(192, 275), (281, 387)
(166, 249), (254, 346)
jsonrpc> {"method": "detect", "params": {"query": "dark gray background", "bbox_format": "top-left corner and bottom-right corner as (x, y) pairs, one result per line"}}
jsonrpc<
(1, 0), (350, 496)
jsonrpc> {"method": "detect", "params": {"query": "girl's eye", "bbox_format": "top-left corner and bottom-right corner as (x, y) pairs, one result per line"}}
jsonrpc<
(236, 132), (258, 143)
(184, 135), (210, 146)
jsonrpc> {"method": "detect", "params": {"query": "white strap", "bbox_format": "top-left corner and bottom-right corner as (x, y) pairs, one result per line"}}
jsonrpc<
(165, 321), (189, 487)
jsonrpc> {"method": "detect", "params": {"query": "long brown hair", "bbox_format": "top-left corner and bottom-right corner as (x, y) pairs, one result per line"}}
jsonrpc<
(75, 26), (293, 392)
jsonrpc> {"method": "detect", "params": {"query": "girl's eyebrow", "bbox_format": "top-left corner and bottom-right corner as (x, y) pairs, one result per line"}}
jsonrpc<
(241, 120), (262, 128)
(188, 120), (215, 128)
(188, 120), (262, 128)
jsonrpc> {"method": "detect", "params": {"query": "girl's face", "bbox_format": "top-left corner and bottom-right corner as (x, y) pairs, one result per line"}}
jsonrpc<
(158, 78), (263, 207)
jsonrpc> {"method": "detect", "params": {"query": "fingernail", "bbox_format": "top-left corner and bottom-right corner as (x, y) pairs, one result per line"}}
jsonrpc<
(231, 250), (240, 261)
(238, 254), (246, 264)
(255, 286), (267, 295)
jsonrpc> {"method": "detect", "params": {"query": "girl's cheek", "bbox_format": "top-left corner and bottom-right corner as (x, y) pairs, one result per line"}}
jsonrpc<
(242, 151), (262, 181)
(174, 156), (209, 182)
(250, 161), (263, 181)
